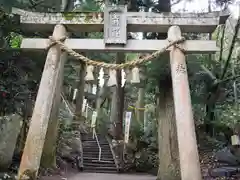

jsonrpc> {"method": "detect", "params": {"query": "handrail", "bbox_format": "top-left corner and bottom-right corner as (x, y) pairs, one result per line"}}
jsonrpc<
(60, 93), (74, 116)
(93, 129), (102, 161)
(78, 132), (84, 170)
(106, 135), (120, 171)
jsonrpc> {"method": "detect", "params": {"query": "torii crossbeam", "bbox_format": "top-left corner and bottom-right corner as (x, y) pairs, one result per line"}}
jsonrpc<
(13, 7), (228, 33)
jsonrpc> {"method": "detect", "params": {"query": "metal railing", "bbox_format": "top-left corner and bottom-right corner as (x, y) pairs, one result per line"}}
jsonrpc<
(93, 129), (102, 161)
(61, 93), (75, 117)
(106, 135), (120, 171)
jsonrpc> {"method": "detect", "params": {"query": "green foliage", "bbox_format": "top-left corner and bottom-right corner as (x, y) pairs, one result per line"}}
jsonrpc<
(214, 0), (235, 7)
(9, 32), (22, 48)
(74, 0), (103, 12)
(126, 113), (158, 171)
(0, 0), (16, 13)
(216, 104), (240, 128)
(0, 52), (44, 115)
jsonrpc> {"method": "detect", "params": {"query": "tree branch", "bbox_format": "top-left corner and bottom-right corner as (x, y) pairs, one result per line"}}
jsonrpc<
(200, 65), (217, 80)
(171, 0), (181, 6)
(220, 17), (240, 80)
(217, 74), (240, 85)
(28, 0), (44, 9)
(218, 24), (226, 64)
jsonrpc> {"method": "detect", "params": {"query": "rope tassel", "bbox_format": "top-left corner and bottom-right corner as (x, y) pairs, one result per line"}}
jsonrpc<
(85, 65), (95, 81)
(108, 69), (117, 87)
(125, 69), (132, 83)
(131, 67), (140, 84)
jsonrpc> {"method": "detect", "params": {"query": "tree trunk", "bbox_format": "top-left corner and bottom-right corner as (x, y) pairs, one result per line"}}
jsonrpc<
(136, 88), (144, 122)
(109, 87), (117, 136)
(109, 53), (125, 140)
(205, 86), (221, 136)
(157, 78), (180, 180)
(115, 62), (124, 140)
(74, 62), (86, 121)
(96, 72), (110, 120)
(74, 32), (88, 121)
(136, 72), (145, 123)
(108, 53), (125, 169)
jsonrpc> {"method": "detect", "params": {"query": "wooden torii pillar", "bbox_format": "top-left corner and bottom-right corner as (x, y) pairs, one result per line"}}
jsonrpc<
(16, 6), (228, 180)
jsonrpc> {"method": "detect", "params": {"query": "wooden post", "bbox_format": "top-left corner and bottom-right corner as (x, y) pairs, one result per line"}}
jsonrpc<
(75, 62), (86, 120)
(136, 66), (146, 123)
(168, 25), (202, 180)
(18, 24), (67, 180)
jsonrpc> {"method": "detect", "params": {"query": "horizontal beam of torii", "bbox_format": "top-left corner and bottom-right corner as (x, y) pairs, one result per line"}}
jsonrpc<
(21, 39), (218, 54)
(12, 7), (229, 33)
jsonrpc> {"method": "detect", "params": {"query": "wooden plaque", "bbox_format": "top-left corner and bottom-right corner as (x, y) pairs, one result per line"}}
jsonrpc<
(104, 5), (127, 45)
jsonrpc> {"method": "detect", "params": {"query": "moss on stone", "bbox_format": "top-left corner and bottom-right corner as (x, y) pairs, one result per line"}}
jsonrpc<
(84, 15), (92, 23)
(62, 12), (76, 20)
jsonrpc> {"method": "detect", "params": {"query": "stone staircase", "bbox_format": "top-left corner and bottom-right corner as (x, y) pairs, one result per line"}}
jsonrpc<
(81, 133), (118, 173)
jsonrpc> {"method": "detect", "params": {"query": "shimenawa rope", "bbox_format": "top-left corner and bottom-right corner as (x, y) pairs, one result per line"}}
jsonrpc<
(47, 36), (186, 70)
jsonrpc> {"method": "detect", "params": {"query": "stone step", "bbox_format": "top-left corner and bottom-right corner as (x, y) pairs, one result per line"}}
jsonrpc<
(83, 140), (108, 143)
(82, 137), (107, 140)
(83, 145), (110, 148)
(83, 162), (116, 167)
(83, 145), (109, 148)
(83, 151), (111, 154)
(83, 166), (117, 172)
(81, 133), (117, 173)
(83, 159), (115, 164)
(83, 154), (113, 157)
(83, 152), (113, 158)
(209, 166), (240, 177)
(83, 147), (110, 151)
(84, 155), (113, 159)
(83, 169), (118, 173)
(83, 146), (108, 148)
(82, 133), (104, 137)
(83, 143), (110, 146)
(82, 140), (108, 143)
(83, 150), (112, 154)
(83, 138), (108, 140)
(83, 147), (111, 151)
(82, 137), (107, 141)
(83, 145), (111, 149)
(83, 157), (115, 162)
(83, 144), (109, 147)
(83, 141), (109, 146)
(83, 135), (117, 173)
(82, 141), (109, 146)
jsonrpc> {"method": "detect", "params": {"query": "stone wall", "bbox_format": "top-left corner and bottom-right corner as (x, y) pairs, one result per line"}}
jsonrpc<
(0, 114), (22, 170)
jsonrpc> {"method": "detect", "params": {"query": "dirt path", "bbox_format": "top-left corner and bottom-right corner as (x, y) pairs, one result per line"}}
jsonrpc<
(41, 173), (156, 180)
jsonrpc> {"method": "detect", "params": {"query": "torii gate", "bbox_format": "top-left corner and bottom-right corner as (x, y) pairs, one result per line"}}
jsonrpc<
(14, 6), (229, 180)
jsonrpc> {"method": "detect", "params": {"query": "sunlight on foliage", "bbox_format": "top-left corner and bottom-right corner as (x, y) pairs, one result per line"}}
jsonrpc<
(9, 32), (22, 48)
(216, 105), (240, 128)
